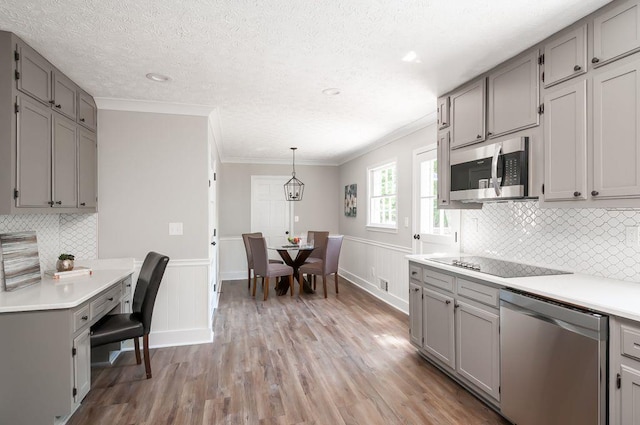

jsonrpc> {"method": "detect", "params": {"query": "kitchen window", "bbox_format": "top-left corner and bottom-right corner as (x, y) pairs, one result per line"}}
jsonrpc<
(368, 161), (397, 230)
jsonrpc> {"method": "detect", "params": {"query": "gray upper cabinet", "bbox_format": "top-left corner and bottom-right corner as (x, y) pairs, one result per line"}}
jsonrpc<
(53, 115), (78, 208)
(543, 80), (587, 201)
(437, 96), (450, 129)
(78, 129), (97, 209)
(593, 0), (640, 67)
(450, 79), (486, 149)
(16, 41), (52, 105)
(544, 25), (587, 87)
(437, 131), (451, 207)
(16, 95), (52, 208)
(487, 50), (540, 138)
(78, 90), (97, 132)
(52, 72), (77, 120)
(593, 56), (640, 199)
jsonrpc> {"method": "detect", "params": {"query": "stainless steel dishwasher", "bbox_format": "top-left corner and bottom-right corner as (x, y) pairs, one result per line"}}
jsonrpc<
(499, 289), (608, 425)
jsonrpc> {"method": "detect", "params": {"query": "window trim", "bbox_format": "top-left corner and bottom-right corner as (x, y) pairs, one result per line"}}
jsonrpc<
(367, 159), (398, 230)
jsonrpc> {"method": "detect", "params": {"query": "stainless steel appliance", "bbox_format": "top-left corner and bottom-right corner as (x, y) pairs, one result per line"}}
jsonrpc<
(450, 137), (530, 202)
(500, 289), (608, 425)
(429, 256), (571, 278)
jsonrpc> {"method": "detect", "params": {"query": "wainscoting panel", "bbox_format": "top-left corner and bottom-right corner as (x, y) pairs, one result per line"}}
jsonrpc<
(339, 236), (411, 314)
(133, 258), (213, 348)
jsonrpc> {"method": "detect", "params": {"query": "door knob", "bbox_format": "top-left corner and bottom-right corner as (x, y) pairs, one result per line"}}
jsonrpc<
(211, 241), (216, 246)
(285, 231), (289, 235)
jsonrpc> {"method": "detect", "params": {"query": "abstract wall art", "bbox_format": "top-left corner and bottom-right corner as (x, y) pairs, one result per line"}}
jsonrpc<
(345, 184), (357, 217)
(0, 231), (41, 291)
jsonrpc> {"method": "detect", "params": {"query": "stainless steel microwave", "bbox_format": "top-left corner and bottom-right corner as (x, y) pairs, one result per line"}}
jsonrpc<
(450, 137), (529, 202)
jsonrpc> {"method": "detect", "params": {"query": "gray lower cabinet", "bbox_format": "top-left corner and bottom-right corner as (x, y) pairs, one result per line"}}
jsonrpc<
(73, 329), (91, 404)
(593, 0), (640, 67)
(409, 262), (502, 405)
(621, 365), (640, 425)
(610, 316), (640, 425)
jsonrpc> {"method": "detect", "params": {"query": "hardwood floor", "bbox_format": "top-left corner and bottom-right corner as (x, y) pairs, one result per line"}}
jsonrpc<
(68, 278), (510, 425)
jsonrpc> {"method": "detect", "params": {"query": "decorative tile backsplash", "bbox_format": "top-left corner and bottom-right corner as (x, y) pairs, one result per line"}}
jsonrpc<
(461, 201), (640, 282)
(0, 214), (97, 280)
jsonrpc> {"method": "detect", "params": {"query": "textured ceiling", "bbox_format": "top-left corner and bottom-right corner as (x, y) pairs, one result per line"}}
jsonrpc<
(0, 0), (611, 164)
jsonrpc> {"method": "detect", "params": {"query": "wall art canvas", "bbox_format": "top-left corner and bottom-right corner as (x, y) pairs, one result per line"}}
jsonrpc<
(345, 184), (357, 217)
(0, 231), (41, 291)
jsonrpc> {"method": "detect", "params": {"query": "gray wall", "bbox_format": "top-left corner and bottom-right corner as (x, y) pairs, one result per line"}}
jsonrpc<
(338, 124), (436, 246)
(98, 110), (209, 260)
(219, 163), (340, 236)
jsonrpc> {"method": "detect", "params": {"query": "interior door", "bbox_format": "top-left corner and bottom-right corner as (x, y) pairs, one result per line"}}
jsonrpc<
(251, 176), (293, 259)
(413, 147), (460, 255)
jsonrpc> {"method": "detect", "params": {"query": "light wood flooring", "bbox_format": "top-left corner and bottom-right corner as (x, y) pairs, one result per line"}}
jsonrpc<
(68, 278), (510, 425)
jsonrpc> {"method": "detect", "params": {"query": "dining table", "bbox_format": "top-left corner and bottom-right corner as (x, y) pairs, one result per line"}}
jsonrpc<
(268, 244), (315, 295)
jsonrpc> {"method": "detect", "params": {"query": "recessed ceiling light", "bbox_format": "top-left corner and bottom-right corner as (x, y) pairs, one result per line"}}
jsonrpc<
(322, 88), (341, 96)
(146, 73), (171, 82)
(402, 51), (418, 62)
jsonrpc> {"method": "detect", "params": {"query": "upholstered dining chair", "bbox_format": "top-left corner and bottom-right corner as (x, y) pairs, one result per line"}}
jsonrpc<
(242, 232), (283, 290)
(90, 252), (169, 379)
(249, 236), (294, 300)
(298, 235), (343, 298)
(305, 231), (329, 264)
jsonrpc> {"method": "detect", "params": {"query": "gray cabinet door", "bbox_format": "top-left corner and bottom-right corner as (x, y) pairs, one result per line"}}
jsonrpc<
(437, 96), (450, 129)
(450, 79), (486, 149)
(52, 72), (77, 120)
(593, 58), (640, 199)
(621, 365), (640, 425)
(455, 301), (500, 401)
(409, 281), (423, 348)
(16, 95), (51, 208)
(78, 130), (97, 209)
(52, 115), (77, 208)
(16, 41), (52, 105)
(73, 329), (91, 404)
(437, 131), (450, 207)
(78, 91), (97, 132)
(593, 0), (640, 67)
(544, 25), (587, 87)
(487, 50), (539, 138)
(543, 80), (587, 201)
(423, 287), (455, 369)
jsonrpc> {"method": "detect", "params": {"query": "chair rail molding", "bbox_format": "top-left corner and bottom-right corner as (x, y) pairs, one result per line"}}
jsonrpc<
(339, 236), (411, 314)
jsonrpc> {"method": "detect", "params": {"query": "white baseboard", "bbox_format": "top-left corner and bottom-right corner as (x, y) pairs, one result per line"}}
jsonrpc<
(147, 328), (213, 348)
(340, 268), (409, 314)
(221, 270), (247, 281)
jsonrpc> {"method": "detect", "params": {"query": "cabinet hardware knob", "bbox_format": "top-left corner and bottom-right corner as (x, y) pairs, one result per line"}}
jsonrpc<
(445, 300), (451, 305)
(48, 201), (54, 206)
(411, 271), (418, 275)
(592, 57), (600, 64)
(80, 202), (86, 206)
(125, 300), (130, 304)
(81, 315), (88, 320)
(126, 284), (131, 287)
(573, 191), (581, 197)
(55, 201), (62, 205)
(413, 288), (420, 292)
(454, 303), (460, 308)
(476, 134), (482, 139)
(49, 100), (55, 105)
(55, 104), (61, 108)
(108, 297), (114, 301)
(487, 132), (493, 136)
(591, 190), (599, 196)
(574, 65), (582, 71)
(80, 118), (85, 122)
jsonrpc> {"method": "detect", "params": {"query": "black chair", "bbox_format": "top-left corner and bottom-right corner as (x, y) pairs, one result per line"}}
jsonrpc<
(90, 252), (169, 379)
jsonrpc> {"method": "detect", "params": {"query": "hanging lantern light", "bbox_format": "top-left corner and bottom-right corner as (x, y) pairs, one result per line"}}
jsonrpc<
(284, 147), (304, 201)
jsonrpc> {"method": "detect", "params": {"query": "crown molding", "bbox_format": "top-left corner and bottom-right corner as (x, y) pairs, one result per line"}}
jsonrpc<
(95, 97), (217, 117)
(220, 156), (337, 166)
(337, 111), (437, 165)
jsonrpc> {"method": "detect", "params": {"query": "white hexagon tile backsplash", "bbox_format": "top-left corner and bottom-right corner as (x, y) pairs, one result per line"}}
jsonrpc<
(461, 201), (640, 282)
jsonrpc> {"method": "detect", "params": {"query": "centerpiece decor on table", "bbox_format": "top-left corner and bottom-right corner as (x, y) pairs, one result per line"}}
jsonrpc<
(56, 254), (75, 272)
(287, 236), (300, 246)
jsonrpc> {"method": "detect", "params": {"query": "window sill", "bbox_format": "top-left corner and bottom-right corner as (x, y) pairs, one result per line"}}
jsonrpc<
(366, 225), (398, 234)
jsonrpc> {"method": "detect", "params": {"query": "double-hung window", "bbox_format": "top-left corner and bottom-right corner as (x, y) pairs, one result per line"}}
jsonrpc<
(368, 161), (397, 230)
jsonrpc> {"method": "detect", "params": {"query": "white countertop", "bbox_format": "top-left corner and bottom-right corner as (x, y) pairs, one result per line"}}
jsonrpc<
(0, 266), (134, 313)
(407, 253), (640, 323)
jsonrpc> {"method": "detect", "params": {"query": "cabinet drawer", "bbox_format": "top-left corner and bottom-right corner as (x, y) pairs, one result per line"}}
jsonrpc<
(457, 278), (500, 307)
(410, 265), (422, 281)
(423, 268), (454, 292)
(121, 279), (132, 297)
(73, 304), (90, 332)
(622, 324), (640, 361)
(90, 286), (121, 320)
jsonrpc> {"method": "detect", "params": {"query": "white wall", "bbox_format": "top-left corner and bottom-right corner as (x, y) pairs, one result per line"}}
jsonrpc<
(219, 162), (340, 279)
(338, 123), (437, 312)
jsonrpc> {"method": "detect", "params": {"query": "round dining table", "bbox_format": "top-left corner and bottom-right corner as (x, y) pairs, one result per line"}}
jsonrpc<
(268, 244), (315, 295)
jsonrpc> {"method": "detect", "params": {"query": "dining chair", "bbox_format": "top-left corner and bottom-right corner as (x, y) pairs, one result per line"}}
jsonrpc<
(242, 232), (283, 290)
(298, 235), (343, 298)
(248, 236), (295, 300)
(306, 231), (329, 264)
(90, 251), (170, 379)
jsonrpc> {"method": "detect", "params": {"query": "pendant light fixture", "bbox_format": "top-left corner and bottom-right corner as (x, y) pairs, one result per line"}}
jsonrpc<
(284, 147), (304, 201)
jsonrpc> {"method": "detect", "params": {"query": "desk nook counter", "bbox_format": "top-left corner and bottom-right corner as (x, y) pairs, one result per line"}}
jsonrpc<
(0, 261), (134, 425)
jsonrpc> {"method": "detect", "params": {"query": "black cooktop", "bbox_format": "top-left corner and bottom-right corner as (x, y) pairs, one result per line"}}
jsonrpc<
(430, 256), (572, 278)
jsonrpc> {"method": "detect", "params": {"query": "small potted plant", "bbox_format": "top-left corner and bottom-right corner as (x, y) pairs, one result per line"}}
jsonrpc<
(56, 254), (75, 272)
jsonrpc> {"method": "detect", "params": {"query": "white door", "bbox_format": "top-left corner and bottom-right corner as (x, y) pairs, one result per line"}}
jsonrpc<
(413, 146), (460, 255)
(251, 176), (293, 258)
